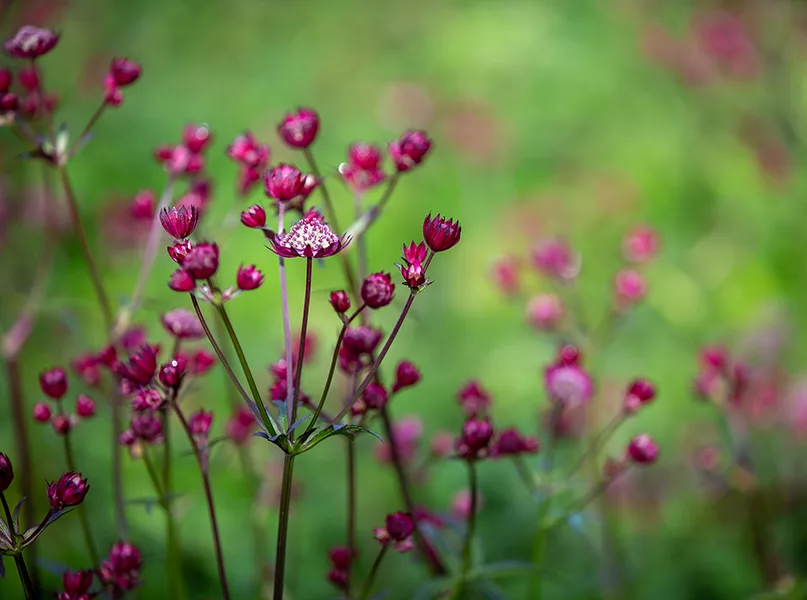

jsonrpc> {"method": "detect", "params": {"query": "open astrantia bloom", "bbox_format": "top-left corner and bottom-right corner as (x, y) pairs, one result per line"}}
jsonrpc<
(267, 209), (348, 258)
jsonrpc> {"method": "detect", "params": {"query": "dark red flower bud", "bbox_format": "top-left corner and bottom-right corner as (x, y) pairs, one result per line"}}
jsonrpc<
(423, 213), (461, 253)
(327, 568), (349, 591)
(385, 511), (415, 542)
(33, 402), (51, 422)
(558, 344), (581, 365)
(104, 86), (123, 107)
(100, 541), (143, 591)
(52, 415), (72, 435)
(700, 345), (728, 372)
(457, 380), (491, 416)
(237, 265), (264, 291)
(191, 349), (215, 375)
(76, 394), (95, 418)
(627, 379), (656, 405)
(343, 326), (383, 356)
(330, 290), (351, 314)
(491, 428), (539, 457)
(168, 269), (195, 292)
(40, 367), (68, 399)
(160, 205), (200, 240)
(129, 190), (155, 221)
(225, 406), (256, 445)
(0, 67), (11, 93)
(0, 453), (13, 491)
(398, 241), (428, 288)
(277, 108), (319, 148)
(264, 164), (306, 202)
(4, 26), (59, 59)
(361, 272), (395, 309)
(159, 362), (183, 388)
(228, 131), (270, 167)
(161, 308), (203, 340)
(183, 123), (211, 154)
(182, 242), (219, 280)
(96, 345), (118, 367)
(392, 360), (421, 393)
(329, 546), (353, 570)
(389, 130), (432, 172)
(189, 410), (213, 437)
(0, 92), (18, 112)
(456, 416), (494, 460)
(627, 434), (659, 464)
(348, 142), (383, 170)
(18, 65), (39, 91)
(168, 240), (193, 265)
(62, 570), (93, 595)
(109, 58), (141, 86)
(241, 204), (266, 228)
(48, 472), (90, 510)
(118, 345), (159, 386)
(363, 382), (388, 409)
(131, 414), (162, 443)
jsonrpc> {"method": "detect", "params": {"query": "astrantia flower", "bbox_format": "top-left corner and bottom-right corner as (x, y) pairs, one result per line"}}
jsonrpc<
(40, 367), (68, 399)
(161, 308), (203, 339)
(48, 472), (89, 510)
(118, 344), (159, 386)
(526, 293), (564, 331)
(228, 131), (270, 167)
(614, 269), (647, 305)
(330, 290), (351, 314)
(100, 542), (143, 592)
(267, 210), (347, 258)
(423, 213), (461, 253)
(160, 205), (199, 240)
(531, 238), (580, 280)
(398, 241), (428, 288)
(241, 204), (266, 228)
(183, 123), (212, 154)
(168, 269), (195, 292)
(361, 272), (395, 309)
(456, 416), (494, 460)
(131, 388), (164, 412)
(264, 164), (307, 203)
(544, 361), (593, 407)
(168, 240), (193, 265)
(277, 108), (319, 148)
(623, 226), (659, 264)
(4, 25), (59, 59)
(627, 434), (659, 464)
(182, 242), (219, 279)
(490, 428), (539, 457)
(393, 360), (421, 392)
(389, 130), (432, 172)
(237, 264), (264, 290)
(109, 58), (141, 87)
(373, 512), (415, 552)
(457, 380), (491, 416)
(343, 326), (383, 356)
(61, 570), (94, 596)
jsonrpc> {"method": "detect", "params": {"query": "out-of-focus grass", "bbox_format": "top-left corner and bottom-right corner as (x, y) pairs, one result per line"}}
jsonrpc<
(2, 0), (807, 598)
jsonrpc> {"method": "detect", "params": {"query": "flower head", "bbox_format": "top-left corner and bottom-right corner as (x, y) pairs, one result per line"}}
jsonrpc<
(278, 108), (319, 148)
(491, 256), (521, 296)
(614, 269), (647, 306)
(627, 434), (659, 464)
(392, 360), (421, 392)
(373, 511), (415, 552)
(128, 414), (163, 444)
(168, 269), (195, 292)
(624, 378), (656, 414)
(363, 382), (388, 410)
(109, 58), (141, 87)
(161, 308), (203, 339)
(389, 130), (432, 172)
(423, 213), (461, 253)
(343, 326), (383, 356)
(398, 241), (428, 288)
(456, 416), (494, 460)
(241, 204), (266, 228)
(0, 453), (13, 492)
(361, 272), (395, 309)
(264, 164), (307, 203)
(237, 265), (264, 291)
(4, 26), (59, 59)
(167, 239), (193, 265)
(182, 242), (219, 279)
(131, 388), (165, 413)
(267, 210), (347, 258)
(160, 205), (199, 240)
(225, 406), (256, 445)
(118, 344), (159, 386)
(100, 542), (142, 592)
(48, 472), (89, 510)
(52, 415), (72, 435)
(228, 132), (270, 167)
(544, 360), (593, 407)
(330, 290), (351, 314)
(40, 367), (68, 399)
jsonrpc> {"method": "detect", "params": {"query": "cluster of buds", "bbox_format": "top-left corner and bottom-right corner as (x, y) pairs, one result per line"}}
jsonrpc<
(155, 123), (213, 179)
(103, 57), (142, 107)
(326, 546), (355, 592)
(455, 416), (494, 460)
(262, 163), (318, 215)
(47, 472), (90, 511)
(373, 511), (415, 552)
(228, 131), (270, 195)
(693, 344), (748, 406)
(622, 378), (657, 415)
(339, 143), (386, 192)
(0, 26), (60, 122)
(457, 380), (492, 416)
(99, 541), (143, 593)
(57, 569), (94, 600)
(338, 325), (382, 375)
(543, 345), (594, 408)
(396, 214), (462, 291)
(490, 428), (540, 458)
(33, 367), (96, 435)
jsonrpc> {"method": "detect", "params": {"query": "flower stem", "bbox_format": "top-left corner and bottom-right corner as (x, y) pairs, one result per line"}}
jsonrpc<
(379, 406), (446, 575)
(303, 148), (361, 303)
(289, 258), (313, 436)
(273, 453), (296, 600)
(110, 390), (128, 539)
(71, 102), (107, 156)
(275, 205), (296, 427)
(2, 493), (34, 600)
(56, 166), (113, 332)
(171, 400), (231, 600)
(358, 545), (389, 600)
(344, 175), (399, 245)
(452, 461), (479, 600)
(61, 434), (99, 565)
(566, 412), (624, 478)
(346, 438), (357, 597)
(161, 410), (186, 600)
(333, 293), (417, 423)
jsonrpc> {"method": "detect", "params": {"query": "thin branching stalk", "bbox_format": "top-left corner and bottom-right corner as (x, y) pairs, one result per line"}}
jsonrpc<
(289, 258), (313, 435)
(171, 400), (231, 600)
(161, 407), (186, 600)
(273, 454), (296, 600)
(276, 205), (296, 426)
(358, 545), (389, 600)
(453, 461), (479, 599)
(346, 438), (357, 596)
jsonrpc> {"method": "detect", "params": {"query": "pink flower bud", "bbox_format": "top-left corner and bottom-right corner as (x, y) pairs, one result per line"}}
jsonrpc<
(18, 65), (39, 91)
(237, 264), (264, 291)
(76, 394), (95, 418)
(192, 349), (215, 375)
(48, 472), (89, 510)
(363, 382), (388, 409)
(241, 204), (266, 228)
(129, 190), (155, 221)
(393, 360), (421, 393)
(39, 367), (68, 399)
(183, 123), (211, 154)
(430, 431), (455, 458)
(614, 269), (647, 305)
(4, 26), (59, 59)
(0, 92), (18, 112)
(168, 239), (193, 265)
(264, 164), (307, 203)
(456, 416), (494, 460)
(277, 108), (319, 148)
(627, 434), (659, 464)
(160, 205), (200, 240)
(491, 256), (520, 296)
(109, 58), (141, 87)
(168, 269), (196, 292)
(348, 142), (383, 171)
(423, 213), (462, 253)
(330, 290), (351, 314)
(51, 415), (72, 435)
(361, 272), (395, 309)
(457, 380), (491, 416)
(183, 242), (219, 280)
(389, 130), (432, 172)
(623, 226), (659, 264)
(526, 293), (564, 330)
(61, 570), (94, 596)
(33, 402), (51, 422)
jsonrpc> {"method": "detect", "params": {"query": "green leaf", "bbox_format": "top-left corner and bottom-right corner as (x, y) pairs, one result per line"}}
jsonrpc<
(293, 424), (382, 455)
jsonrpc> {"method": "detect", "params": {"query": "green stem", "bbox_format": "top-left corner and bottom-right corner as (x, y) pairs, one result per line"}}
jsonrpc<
(273, 454), (296, 600)
(358, 545), (389, 600)
(171, 400), (231, 600)
(289, 258), (313, 436)
(56, 166), (113, 332)
(2, 493), (35, 600)
(161, 411), (186, 600)
(453, 461), (479, 600)
(62, 434), (99, 565)
(346, 438), (357, 596)
(566, 412), (624, 478)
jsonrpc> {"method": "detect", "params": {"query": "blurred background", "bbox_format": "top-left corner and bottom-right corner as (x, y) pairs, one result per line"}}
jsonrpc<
(3, 0), (807, 598)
